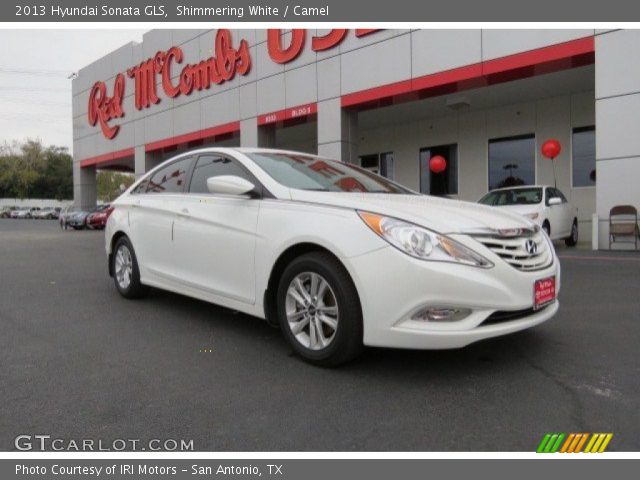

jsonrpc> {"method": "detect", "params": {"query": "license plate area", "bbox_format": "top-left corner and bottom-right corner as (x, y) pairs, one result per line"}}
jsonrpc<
(534, 276), (556, 310)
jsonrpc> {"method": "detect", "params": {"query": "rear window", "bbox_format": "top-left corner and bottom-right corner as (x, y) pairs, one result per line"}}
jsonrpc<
(479, 188), (543, 206)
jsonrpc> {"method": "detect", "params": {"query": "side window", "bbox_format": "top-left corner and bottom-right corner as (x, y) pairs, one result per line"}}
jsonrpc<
(556, 189), (568, 203)
(131, 180), (148, 194)
(545, 188), (553, 205)
(546, 188), (566, 205)
(147, 157), (193, 194)
(188, 155), (253, 194)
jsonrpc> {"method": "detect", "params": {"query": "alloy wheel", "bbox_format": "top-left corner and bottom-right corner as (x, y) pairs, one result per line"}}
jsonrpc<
(114, 245), (133, 290)
(285, 272), (339, 350)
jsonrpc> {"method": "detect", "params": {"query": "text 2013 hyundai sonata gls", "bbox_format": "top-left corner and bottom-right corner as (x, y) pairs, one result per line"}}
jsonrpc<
(105, 148), (559, 366)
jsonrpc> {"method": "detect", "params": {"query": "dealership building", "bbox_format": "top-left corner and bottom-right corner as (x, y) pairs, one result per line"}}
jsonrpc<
(72, 29), (640, 249)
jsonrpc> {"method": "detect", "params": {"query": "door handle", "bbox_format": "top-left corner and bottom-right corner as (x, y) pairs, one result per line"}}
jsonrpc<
(177, 208), (190, 218)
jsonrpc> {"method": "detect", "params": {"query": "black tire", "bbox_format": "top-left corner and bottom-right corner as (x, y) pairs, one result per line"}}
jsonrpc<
(565, 219), (578, 247)
(542, 221), (551, 237)
(276, 251), (363, 367)
(111, 236), (148, 299)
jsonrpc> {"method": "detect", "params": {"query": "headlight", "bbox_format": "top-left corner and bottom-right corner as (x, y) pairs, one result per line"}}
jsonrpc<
(524, 212), (539, 220)
(358, 211), (493, 268)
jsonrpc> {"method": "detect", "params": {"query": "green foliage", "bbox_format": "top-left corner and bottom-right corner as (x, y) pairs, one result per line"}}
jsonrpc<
(97, 171), (135, 202)
(0, 139), (73, 200)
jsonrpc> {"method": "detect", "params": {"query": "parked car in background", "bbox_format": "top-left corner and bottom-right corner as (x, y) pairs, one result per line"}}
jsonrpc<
(33, 208), (59, 219)
(478, 185), (578, 246)
(106, 147), (560, 366)
(86, 204), (113, 230)
(0, 207), (15, 218)
(10, 207), (32, 219)
(65, 209), (93, 230)
(59, 206), (82, 229)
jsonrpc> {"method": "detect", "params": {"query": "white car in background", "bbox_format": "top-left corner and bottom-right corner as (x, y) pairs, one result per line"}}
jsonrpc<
(479, 185), (579, 247)
(106, 148), (560, 366)
(10, 207), (32, 219)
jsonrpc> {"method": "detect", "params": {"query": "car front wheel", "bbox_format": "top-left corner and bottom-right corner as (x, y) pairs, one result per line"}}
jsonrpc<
(276, 252), (363, 367)
(112, 236), (148, 299)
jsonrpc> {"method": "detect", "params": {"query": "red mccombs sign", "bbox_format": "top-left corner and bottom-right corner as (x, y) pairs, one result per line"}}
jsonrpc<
(88, 29), (379, 139)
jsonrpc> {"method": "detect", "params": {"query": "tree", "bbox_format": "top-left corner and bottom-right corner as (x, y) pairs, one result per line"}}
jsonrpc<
(0, 139), (72, 200)
(97, 171), (134, 202)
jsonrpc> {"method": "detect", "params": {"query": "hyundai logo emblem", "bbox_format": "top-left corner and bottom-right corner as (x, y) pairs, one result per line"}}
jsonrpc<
(524, 239), (538, 255)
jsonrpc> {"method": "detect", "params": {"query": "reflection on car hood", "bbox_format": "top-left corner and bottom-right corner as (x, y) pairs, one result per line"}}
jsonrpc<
(288, 191), (534, 233)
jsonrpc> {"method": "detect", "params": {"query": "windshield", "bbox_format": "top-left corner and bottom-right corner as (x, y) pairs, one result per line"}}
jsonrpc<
(246, 152), (413, 194)
(479, 187), (543, 206)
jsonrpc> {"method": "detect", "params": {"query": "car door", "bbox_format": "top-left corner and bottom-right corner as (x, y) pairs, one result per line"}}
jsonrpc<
(172, 153), (261, 305)
(128, 155), (194, 280)
(554, 188), (573, 237)
(545, 187), (563, 239)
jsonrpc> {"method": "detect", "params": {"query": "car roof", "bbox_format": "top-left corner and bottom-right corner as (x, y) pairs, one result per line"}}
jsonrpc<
(161, 147), (327, 161)
(488, 185), (550, 192)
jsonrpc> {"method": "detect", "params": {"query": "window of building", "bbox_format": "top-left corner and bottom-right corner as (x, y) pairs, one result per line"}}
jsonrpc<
(488, 134), (536, 190)
(419, 144), (458, 196)
(146, 156), (193, 194)
(358, 152), (394, 180)
(188, 155), (253, 194)
(572, 126), (596, 187)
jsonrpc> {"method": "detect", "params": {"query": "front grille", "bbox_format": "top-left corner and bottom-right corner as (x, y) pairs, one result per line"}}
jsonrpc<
(472, 229), (552, 271)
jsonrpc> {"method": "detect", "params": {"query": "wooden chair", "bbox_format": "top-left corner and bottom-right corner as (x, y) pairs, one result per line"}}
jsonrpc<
(609, 205), (639, 249)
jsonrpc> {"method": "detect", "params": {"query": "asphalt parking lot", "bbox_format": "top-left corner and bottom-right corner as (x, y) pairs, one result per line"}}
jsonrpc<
(1, 219), (639, 451)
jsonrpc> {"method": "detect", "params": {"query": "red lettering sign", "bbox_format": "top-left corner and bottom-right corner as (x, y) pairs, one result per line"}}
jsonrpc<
(268, 29), (379, 63)
(127, 29), (251, 113)
(312, 29), (347, 51)
(268, 29), (306, 64)
(87, 73), (125, 139)
(88, 29), (380, 139)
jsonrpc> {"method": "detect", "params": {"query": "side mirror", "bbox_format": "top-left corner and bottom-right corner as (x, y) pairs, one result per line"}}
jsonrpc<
(548, 197), (562, 206)
(206, 175), (256, 196)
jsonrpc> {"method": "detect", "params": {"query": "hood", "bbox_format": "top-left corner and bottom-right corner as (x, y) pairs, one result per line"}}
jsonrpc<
(488, 204), (540, 215)
(288, 190), (534, 234)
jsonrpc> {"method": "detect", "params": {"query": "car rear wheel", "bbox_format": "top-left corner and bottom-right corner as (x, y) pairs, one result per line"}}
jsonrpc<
(276, 252), (363, 367)
(565, 219), (578, 247)
(112, 237), (148, 299)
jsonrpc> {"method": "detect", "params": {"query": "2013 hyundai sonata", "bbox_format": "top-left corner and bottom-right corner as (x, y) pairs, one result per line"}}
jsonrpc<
(105, 148), (559, 366)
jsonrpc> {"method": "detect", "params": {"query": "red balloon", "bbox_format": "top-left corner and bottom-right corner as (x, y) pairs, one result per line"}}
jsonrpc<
(429, 155), (447, 174)
(541, 139), (561, 159)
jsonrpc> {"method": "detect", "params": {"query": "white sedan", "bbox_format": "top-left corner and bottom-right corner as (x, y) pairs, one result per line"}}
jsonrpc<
(478, 185), (579, 246)
(105, 148), (560, 366)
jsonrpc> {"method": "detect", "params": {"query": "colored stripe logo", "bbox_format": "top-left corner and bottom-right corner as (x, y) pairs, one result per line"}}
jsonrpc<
(537, 433), (612, 453)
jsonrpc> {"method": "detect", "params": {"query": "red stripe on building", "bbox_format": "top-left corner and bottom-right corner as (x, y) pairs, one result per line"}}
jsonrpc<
(341, 36), (595, 109)
(145, 121), (240, 153)
(79, 36), (595, 167)
(79, 148), (135, 168)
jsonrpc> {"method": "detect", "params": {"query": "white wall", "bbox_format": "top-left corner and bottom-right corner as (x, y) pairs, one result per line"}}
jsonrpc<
(595, 30), (640, 249)
(0, 199), (73, 208)
(359, 91), (596, 243)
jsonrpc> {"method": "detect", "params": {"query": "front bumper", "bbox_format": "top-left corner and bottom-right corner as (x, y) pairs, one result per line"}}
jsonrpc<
(345, 234), (560, 349)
